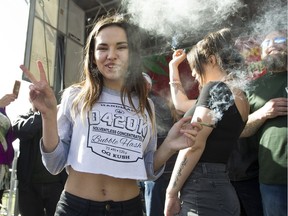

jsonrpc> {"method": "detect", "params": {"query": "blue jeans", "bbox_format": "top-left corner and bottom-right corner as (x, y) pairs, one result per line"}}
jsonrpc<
(180, 163), (240, 216)
(54, 191), (144, 216)
(260, 183), (287, 216)
(144, 174), (170, 216)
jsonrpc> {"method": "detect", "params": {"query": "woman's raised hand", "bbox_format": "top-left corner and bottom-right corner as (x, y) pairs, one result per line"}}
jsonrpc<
(20, 61), (58, 116)
(0, 94), (17, 108)
(170, 49), (187, 66)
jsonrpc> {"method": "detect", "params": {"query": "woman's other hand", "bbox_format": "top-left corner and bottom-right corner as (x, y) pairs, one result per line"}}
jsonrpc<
(0, 94), (17, 108)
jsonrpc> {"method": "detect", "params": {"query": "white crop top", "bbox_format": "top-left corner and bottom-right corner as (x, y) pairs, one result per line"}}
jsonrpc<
(41, 87), (163, 180)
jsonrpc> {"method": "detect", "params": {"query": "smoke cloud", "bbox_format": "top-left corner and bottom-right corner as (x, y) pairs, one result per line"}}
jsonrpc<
(122, 0), (287, 49)
(120, 0), (287, 123)
(247, 0), (287, 37)
(123, 0), (244, 36)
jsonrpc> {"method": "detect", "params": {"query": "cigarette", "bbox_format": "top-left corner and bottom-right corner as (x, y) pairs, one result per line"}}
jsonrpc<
(199, 122), (216, 128)
(171, 48), (182, 56)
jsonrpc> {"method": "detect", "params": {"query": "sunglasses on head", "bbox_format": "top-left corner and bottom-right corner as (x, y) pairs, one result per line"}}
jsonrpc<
(261, 37), (287, 48)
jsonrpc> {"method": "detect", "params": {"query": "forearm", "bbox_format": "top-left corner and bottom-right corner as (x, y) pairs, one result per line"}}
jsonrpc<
(42, 111), (59, 152)
(167, 147), (203, 196)
(153, 114), (204, 173)
(169, 64), (195, 113)
(170, 82), (191, 113)
(153, 139), (176, 172)
(240, 108), (268, 137)
(169, 63), (181, 82)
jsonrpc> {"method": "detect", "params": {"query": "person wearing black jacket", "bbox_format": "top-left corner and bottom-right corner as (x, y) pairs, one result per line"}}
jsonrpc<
(12, 105), (67, 216)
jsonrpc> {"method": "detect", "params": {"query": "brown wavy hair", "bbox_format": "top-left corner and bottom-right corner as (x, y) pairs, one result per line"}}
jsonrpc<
(68, 14), (153, 124)
(187, 28), (244, 86)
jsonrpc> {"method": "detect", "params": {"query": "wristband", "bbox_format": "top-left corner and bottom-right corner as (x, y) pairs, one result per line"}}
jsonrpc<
(169, 80), (182, 85)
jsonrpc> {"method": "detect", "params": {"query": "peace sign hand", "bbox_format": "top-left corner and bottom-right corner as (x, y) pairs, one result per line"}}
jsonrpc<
(20, 61), (58, 116)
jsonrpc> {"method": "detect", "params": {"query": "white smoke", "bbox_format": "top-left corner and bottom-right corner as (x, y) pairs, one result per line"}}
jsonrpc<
(123, 0), (245, 38)
(120, 0), (287, 125)
(247, 0), (287, 37)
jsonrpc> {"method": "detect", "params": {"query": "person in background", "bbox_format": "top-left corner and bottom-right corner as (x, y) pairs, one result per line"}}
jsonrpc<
(227, 137), (263, 216)
(0, 93), (16, 209)
(19, 13), (202, 216)
(168, 35), (264, 216)
(240, 29), (287, 216)
(165, 28), (250, 216)
(12, 103), (67, 216)
(142, 72), (179, 216)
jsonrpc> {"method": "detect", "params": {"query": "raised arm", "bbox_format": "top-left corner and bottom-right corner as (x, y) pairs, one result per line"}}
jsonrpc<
(169, 49), (196, 114)
(19, 61), (59, 152)
(0, 94), (17, 108)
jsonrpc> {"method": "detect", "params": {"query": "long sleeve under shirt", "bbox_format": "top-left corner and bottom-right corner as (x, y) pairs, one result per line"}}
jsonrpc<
(41, 87), (163, 181)
(184, 82), (246, 163)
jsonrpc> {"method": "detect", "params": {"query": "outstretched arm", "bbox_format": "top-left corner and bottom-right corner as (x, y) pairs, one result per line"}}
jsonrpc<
(153, 116), (202, 172)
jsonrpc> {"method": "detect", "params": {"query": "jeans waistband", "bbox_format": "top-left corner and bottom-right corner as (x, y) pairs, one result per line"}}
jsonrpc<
(63, 191), (141, 208)
(59, 191), (143, 215)
(194, 162), (227, 174)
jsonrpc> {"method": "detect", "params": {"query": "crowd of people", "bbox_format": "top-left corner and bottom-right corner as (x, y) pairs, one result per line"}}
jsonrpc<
(0, 12), (286, 216)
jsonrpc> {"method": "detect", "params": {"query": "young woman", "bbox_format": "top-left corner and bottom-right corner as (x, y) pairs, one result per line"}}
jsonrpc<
(19, 14), (202, 216)
(164, 28), (250, 216)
